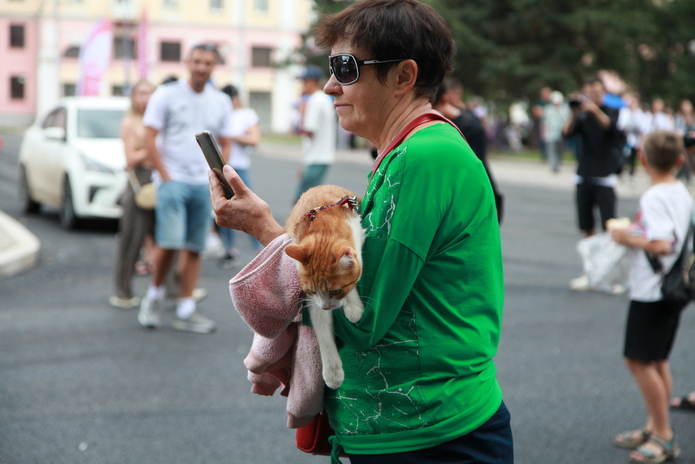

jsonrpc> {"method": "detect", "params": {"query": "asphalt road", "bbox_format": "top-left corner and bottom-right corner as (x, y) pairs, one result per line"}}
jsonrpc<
(1, 132), (693, 464)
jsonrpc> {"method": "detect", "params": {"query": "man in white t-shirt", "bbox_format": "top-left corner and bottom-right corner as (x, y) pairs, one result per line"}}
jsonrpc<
(295, 65), (336, 202)
(138, 43), (234, 334)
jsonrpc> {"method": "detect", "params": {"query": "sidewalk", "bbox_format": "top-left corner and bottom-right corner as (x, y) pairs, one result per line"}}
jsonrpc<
(0, 210), (39, 278)
(0, 144), (653, 279)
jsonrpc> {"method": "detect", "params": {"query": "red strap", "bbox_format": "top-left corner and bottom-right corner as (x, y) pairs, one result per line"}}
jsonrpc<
(370, 112), (463, 180)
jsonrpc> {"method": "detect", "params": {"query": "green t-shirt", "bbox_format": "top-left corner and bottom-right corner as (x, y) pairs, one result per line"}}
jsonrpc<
(328, 122), (505, 455)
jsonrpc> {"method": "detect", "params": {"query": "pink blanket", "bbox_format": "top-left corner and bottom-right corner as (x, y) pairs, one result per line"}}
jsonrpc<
(229, 233), (324, 428)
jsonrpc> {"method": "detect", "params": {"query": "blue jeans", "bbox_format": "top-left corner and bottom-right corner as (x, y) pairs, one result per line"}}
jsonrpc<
(348, 402), (513, 464)
(155, 181), (211, 253)
(217, 168), (262, 251)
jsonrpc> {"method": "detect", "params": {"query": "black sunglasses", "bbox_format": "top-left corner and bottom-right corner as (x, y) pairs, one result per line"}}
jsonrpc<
(328, 54), (406, 85)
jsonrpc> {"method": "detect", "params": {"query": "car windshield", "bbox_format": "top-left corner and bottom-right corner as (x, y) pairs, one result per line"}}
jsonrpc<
(77, 109), (124, 138)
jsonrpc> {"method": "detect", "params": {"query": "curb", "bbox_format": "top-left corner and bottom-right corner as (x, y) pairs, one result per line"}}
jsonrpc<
(0, 211), (40, 279)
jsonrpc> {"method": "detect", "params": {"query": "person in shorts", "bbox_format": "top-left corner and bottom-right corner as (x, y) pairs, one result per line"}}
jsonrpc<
(610, 130), (692, 462)
(138, 43), (234, 333)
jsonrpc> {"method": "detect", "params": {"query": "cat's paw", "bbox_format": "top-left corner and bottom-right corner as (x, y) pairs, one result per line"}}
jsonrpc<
(323, 366), (345, 389)
(342, 303), (363, 323)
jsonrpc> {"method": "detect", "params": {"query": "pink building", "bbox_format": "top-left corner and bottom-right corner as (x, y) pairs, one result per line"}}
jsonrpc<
(0, 0), (314, 132)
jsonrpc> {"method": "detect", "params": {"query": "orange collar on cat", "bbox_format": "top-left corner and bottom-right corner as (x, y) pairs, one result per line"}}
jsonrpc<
(303, 196), (359, 226)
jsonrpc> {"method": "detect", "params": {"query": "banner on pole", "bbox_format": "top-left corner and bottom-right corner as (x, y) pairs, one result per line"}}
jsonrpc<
(137, 9), (148, 80)
(77, 20), (113, 96)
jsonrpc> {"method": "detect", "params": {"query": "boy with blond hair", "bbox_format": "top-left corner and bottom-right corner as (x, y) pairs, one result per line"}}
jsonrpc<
(611, 130), (692, 463)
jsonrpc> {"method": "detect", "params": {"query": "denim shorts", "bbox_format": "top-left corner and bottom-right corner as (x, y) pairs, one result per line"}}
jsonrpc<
(155, 181), (211, 253)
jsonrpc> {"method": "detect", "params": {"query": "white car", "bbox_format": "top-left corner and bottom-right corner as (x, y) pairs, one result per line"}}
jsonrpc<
(18, 97), (129, 229)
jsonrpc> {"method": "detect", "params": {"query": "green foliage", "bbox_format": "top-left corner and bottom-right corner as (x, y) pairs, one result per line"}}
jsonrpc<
(299, 0), (695, 105)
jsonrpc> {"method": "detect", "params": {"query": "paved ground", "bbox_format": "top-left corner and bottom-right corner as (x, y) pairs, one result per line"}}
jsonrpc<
(2, 135), (693, 464)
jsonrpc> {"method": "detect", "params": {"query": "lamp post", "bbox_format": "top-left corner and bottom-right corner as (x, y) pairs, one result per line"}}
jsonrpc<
(36, 0), (61, 118)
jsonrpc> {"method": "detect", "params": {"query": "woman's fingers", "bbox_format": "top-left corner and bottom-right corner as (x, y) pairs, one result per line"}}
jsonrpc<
(222, 165), (249, 196)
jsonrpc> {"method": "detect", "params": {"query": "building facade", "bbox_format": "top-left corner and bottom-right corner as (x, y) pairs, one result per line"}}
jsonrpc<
(0, 0), (315, 132)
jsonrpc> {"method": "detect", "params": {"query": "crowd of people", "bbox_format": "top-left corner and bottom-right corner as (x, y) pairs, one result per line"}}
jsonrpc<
(109, 44), (264, 334)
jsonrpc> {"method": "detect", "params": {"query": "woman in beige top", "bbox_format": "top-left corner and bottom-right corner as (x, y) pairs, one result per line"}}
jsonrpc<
(110, 79), (155, 309)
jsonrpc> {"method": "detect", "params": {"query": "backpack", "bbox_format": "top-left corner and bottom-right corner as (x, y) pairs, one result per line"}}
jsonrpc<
(646, 223), (695, 304)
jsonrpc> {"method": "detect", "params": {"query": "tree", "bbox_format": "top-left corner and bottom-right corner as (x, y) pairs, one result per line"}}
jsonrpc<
(297, 0), (695, 106)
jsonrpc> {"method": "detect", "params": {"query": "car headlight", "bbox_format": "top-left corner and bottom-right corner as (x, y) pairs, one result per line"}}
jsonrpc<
(80, 152), (116, 174)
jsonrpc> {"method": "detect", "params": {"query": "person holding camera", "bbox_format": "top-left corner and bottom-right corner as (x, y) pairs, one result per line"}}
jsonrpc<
(563, 76), (622, 291)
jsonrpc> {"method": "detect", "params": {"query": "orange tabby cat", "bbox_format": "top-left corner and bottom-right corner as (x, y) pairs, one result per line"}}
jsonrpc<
(285, 185), (365, 389)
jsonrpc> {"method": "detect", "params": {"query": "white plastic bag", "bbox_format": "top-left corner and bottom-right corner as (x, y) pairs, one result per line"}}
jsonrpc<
(576, 232), (631, 291)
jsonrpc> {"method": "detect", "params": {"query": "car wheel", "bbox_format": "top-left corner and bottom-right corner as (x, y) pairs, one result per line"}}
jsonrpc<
(60, 177), (80, 229)
(18, 165), (41, 214)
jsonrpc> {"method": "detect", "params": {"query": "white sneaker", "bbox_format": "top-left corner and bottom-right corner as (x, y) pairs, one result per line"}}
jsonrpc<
(171, 311), (217, 334)
(569, 275), (593, 291)
(192, 288), (208, 302)
(138, 297), (162, 329)
(201, 233), (225, 259)
(109, 295), (140, 309)
(609, 284), (627, 295)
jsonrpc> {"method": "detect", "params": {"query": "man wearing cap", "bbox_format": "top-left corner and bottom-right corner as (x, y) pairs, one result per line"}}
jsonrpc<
(295, 64), (337, 202)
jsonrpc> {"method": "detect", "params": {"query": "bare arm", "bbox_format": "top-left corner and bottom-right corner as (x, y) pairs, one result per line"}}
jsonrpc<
(562, 107), (577, 138)
(232, 123), (261, 147)
(144, 126), (169, 182)
(121, 117), (149, 169)
(218, 136), (232, 164)
(209, 165), (285, 246)
(584, 100), (611, 130)
(611, 228), (673, 255)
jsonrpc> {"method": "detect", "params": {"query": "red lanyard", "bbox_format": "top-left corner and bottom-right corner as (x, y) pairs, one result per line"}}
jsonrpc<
(370, 112), (463, 180)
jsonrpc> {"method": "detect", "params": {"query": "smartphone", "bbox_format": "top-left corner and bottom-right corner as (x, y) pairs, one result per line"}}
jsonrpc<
(195, 130), (234, 199)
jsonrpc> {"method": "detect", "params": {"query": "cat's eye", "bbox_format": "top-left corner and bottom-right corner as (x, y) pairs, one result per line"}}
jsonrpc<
(329, 289), (342, 296)
(305, 289), (317, 295)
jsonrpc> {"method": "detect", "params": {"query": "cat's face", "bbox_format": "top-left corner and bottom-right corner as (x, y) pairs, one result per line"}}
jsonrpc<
(285, 238), (361, 311)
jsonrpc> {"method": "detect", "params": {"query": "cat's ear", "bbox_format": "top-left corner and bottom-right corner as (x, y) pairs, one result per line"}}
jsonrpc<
(285, 244), (310, 264)
(339, 248), (356, 270)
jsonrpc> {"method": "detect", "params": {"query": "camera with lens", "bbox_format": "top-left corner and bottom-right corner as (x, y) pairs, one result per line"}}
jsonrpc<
(569, 94), (588, 108)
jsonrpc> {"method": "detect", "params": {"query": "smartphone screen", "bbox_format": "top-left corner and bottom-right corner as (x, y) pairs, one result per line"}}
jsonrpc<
(195, 130), (234, 199)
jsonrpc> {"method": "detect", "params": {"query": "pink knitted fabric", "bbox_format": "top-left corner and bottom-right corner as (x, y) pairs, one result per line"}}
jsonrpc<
(230, 233), (324, 428)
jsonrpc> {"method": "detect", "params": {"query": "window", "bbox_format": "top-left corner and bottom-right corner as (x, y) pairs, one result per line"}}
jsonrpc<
(42, 108), (67, 130)
(255, 0), (268, 13)
(210, 0), (223, 11)
(114, 35), (135, 60)
(163, 0), (178, 7)
(63, 83), (76, 97)
(251, 47), (272, 67)
(77, 109), (125, 138)
(10, 24), (25, 48)
(10, 75), (25, 100)
(160, 41), (181, 62)
(64, 46), (80, 58)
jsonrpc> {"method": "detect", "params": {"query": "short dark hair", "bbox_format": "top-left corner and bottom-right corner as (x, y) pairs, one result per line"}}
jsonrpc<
(643, 130), (684, 172)
(434, 76), (463, 104)
(313, 0), (454, 103)
(221, 84), (238, 99)
(191, 43), (221, 63)
(584, 75), (605, 89)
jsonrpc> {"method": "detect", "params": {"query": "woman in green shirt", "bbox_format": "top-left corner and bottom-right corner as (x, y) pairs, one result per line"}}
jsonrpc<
(211, 1), (512, 462)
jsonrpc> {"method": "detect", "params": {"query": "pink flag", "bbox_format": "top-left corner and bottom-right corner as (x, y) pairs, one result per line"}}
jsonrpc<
(137, 9), (148, 80)
(77, 20), (113, 96)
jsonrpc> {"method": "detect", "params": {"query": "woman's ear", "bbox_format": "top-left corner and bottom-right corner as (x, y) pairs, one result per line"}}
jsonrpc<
(393, 59), (418, 96)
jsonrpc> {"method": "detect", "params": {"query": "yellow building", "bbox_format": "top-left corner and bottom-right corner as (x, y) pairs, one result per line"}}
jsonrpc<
(0, 0), (315, 132)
